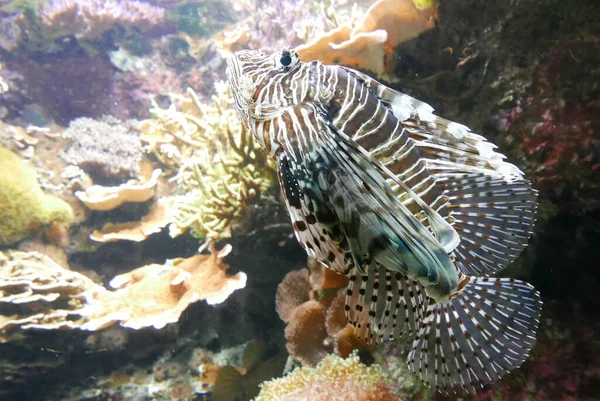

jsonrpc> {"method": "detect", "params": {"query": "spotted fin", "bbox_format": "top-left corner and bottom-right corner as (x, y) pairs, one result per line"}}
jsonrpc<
(277, 153), (347, 274)
(407, 277), (542, 393)
(345, 264), (427, 343)
(277, 104), (454, 282)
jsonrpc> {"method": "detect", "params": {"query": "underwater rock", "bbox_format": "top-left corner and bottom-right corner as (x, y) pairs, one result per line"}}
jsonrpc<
(0, 146), (73, 246)
(15, 55), (116, 125)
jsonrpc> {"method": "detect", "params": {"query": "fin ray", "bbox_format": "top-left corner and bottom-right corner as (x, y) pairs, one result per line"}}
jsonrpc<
(440, 173), (537, 275)
(408, 277), (542, 393)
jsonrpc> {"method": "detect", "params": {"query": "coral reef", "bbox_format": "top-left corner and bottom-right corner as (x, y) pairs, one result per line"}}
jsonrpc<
(0, 0), (598, 400)
(89, 197), (176, 242)
(63, 116), (144, 183)
(296, 0), (437, 77)
(254, 352), (398, 401)
(74, 168), (161, 211)
(0, 250), (101, 342)
(0, 146), (73, 246)
(141, 83), (277, 242)
(37, 0), (165, 40)
(81, 243), (247, 330)
(275, 264), (371, 367)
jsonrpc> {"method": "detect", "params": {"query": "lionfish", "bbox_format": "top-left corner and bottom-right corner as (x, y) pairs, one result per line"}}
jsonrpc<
(226, 48), (542, 393)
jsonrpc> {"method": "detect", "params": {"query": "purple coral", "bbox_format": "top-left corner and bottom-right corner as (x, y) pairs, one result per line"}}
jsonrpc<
(39, 0), (165, 39)
(63, 116), (143, 183)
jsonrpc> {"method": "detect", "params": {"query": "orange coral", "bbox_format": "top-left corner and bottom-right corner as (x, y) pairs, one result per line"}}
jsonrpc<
(90, 197), (176, 242)
(296, 0), (437, 76)
(308, 259), (349, 291)
(276, 265), (370, 366)
(275, 268), (312, 323)
(80, 243), (246, 330)
(284, 300), (330, 367)
(254, 352), (398, 401)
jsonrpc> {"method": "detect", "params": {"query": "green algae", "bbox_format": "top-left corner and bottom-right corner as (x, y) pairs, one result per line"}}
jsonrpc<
(0, 146), (73, 246)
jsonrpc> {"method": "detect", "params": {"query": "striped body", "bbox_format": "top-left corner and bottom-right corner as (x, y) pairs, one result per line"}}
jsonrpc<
(228, 50), (459, 299)
(227, 49), (542, 393)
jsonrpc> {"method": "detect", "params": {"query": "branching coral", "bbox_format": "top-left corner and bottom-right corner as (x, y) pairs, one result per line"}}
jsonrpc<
(0, 146), (73, 246)
(140, 83), (276, 242)
(254, 352), (398, 401)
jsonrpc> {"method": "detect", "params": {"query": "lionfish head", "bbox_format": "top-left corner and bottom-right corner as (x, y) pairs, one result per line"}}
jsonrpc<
(226, 49), (301, 121)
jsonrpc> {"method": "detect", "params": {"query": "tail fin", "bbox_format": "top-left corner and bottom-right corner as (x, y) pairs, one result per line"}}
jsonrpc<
(407, 276), (542, 393)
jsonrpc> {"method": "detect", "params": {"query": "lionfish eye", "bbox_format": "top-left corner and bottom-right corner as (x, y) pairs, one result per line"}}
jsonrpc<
(280, 53), (292, 67)
(275, 50), (298, 71)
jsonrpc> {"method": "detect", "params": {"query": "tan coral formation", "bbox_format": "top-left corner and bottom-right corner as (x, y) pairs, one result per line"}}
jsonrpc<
(0, 245), (246, 340)
(141, 83), (276, 241)
(296, 0), (437, 76)
(90, 197), (177, 242)
(0, 250), (101, 342)
(75, 168), (161, 211)
(81, 243), (247, 330)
